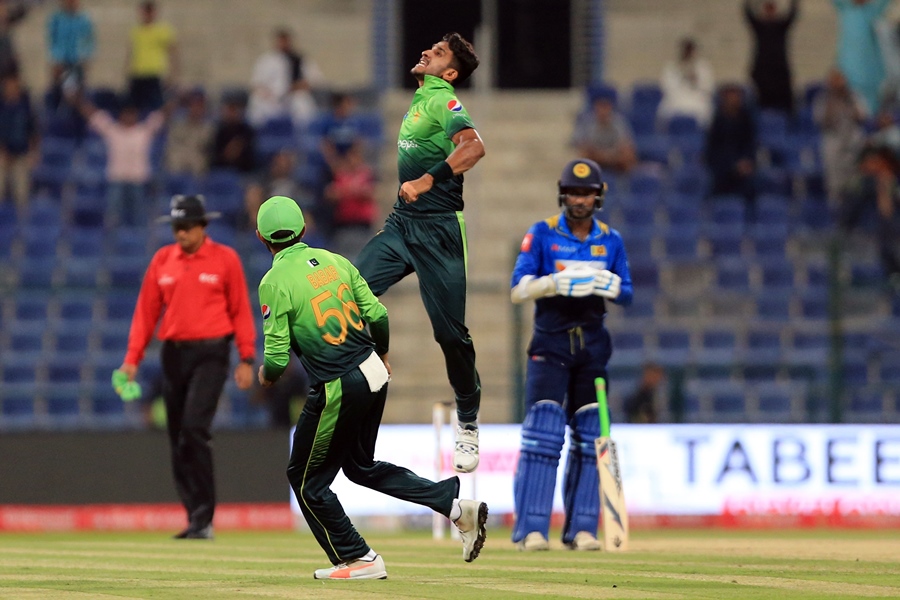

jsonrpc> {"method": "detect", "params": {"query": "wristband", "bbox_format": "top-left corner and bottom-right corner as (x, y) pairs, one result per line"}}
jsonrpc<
(426, 160), (454, 183)
(241, 357), (254, 365)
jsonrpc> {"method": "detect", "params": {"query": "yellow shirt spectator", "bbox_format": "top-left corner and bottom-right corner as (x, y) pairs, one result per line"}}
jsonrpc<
(129, 22), (175, 77)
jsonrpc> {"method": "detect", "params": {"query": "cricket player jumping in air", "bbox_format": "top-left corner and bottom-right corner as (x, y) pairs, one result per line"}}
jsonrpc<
(255, 196), (487, 580)
(509, 159), (633, 551)
(355, 32), (485, 474)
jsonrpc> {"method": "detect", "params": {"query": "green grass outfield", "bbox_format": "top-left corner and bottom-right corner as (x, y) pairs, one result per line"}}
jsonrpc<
(0, 528), (899, 599)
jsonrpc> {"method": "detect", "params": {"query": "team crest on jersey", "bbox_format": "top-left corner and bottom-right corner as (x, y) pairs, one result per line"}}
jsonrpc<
(261, 304), (271, 320)
(307, 258), (319, 267)
(591, 245), (607, 257)
(447, 99), (463, 112)
(521, 233), (533, 252)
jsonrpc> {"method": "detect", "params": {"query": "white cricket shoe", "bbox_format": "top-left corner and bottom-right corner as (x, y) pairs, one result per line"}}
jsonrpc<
(313, 555), (387, 580)
(566, 531), (601, 551)
(453, 499), (488, 562)
(454, 425), (479, 473)
(517, 532), (550, 552)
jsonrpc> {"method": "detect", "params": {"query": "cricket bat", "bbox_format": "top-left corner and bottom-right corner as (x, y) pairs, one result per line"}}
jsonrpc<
(595, 377), (629, 551)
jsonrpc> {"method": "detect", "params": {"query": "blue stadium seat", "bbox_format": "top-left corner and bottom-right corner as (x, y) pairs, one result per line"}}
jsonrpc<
(58, 297), (95, 322)
(755, 384), (794, 416)
(610, 332), (646, 368)
(849, 389), (883, 414)
(58, 258), (102, 289)
(20, 226), (61, 259)
(24, 197), (62, 229)
(697, 330), (737, 366)
(2, 356), (38, 385)
(16, 257), (57, 289)
(662, 231), (698, 259)
(634, 134), (670, 165)
(13, 293), (52, 322)
(53, 327), (91, 356)
(45, 387), (82, 421)
(1, 393), (35, 421)
(798, 291), (828, 320)
(621, 204), (656, 228)
(843, 359), (869, 386)
(653, 329), (691, 367)
(786, 331), (829, 365)
(756, 291), (793, 321)
(621, 294), (655, 319)
(202, 169), (243, 197)
(97, 327), (129, 354)
(671, 168), (707, 197)
(90, 387), (125, 418)
(104, 256), (147, 289)
(165, 172), (200, 196)
(744, 329), (782, 364)
(706, 230), (744, 259)
(666, 203), (702, 228)
(712, 390), (746, 414)
(666, 114), (699, 137)
(7, 320), (47, 353)
(628, 171), (663, 200)
(850, 263), (884, 288)
(710, 197), (746, 226)
(107, 227), (149, 257)
(629, 263), (659, 289)
(757, 166), (792, 195)
(630, 82), (662, 116)
(103, 292), (138, 321)
(715, 259), (751, 290)
(46, 357), (84, 386)
(0, 201), (16, 226)
(760, 262), (795, 291)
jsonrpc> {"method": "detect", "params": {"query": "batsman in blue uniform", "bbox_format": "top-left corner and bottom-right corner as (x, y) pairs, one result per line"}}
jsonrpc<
(509, 158), (633, 551)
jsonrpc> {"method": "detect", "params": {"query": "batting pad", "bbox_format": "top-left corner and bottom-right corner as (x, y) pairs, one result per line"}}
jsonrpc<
(512, 400), (566, 543)
(562, 402), (601, 543)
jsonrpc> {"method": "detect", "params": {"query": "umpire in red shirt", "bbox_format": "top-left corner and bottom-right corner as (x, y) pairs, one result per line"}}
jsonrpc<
(118, 194), (257, 539)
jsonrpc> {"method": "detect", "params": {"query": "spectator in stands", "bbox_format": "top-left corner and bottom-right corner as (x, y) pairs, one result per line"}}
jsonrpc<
(814, 68), (868, 206)
(875, 9), (900, 111)
(0, 0), (28, 79)
(323, 144), (377, 260)
(0, 70), (36, 216)
(319, 92), (364, 159)
(705, 84), (758, 215)
(569, 91), (637, 176)
(247, 28), (324, 128)
(210, 97), (256, 174)
(623, 363), (665, 424)
(165, 88), (213, 178)
(71, 90), (172, 227)
(46, 0), (94, 108)
(744, 0), (799, 115)
(840, 145), (900, 293)
(242, 149), (311, 230)
(658, 38), (715, 128)
(125, 1), (178, 113)
(833, 0), (891, 115)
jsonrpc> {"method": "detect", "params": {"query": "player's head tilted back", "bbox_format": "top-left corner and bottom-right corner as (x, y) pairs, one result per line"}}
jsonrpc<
(411, 32), (479, 86)
(256, 195), (307, 254)
(557, 158), (608, 221)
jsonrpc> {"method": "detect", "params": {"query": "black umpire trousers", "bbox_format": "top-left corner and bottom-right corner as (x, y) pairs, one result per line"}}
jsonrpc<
(160, 336), (231, 530)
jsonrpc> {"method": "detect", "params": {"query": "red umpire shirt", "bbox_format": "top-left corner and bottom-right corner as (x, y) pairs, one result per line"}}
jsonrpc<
(124, 237), (256, 366)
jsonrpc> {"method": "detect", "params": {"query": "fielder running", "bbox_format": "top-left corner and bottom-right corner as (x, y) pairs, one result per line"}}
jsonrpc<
(509, 159), (633, 551)
(355, 32), (485, 473)
(255, 196), (488, 580)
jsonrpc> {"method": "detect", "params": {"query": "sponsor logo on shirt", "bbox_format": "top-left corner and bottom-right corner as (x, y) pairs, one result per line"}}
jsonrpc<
(551, 244), (577, 253)
(521, 233), (534, 252)
(158, 275), (175, 286)
(398, 139), (419, 150)
(591, 245), (607, 257)
(261, 304), (271, 320)
(198, 273), (219, 284)
(447, 99), (463, 112)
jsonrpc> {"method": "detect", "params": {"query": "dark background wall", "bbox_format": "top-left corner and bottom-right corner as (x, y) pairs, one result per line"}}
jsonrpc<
(0, 431), (290, 504)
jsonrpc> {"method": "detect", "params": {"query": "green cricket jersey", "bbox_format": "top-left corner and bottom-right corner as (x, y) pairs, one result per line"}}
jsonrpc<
(258, 243), (389, 386)
(396, 74), (476, 213)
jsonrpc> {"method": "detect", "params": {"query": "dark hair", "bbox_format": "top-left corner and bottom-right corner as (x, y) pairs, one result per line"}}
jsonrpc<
(266, 230), (305, 252)
(442, 32), (479, 84)
(140, 1), (156, 12)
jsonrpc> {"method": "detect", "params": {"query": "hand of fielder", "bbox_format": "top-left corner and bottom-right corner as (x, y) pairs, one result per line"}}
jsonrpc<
(552, 266), (597, 297)
(593, 269), (622, 299)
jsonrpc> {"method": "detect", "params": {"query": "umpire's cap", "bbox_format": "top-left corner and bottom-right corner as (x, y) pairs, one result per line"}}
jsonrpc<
(559, 158), (605, 190)
(156, 194), (220, 225)
(257, 196), (305, 243)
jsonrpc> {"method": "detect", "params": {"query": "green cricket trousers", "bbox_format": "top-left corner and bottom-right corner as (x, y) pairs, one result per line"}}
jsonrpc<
(286, 362), (460, 565)
(356, 210), (481, 422)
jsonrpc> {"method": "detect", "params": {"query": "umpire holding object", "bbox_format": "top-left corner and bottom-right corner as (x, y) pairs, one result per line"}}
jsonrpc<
(118, 194), (257, 539)
(509, 158), (633, 551)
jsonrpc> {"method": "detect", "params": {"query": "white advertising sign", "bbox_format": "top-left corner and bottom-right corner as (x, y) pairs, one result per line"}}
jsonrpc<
(290, 424), (900, 517)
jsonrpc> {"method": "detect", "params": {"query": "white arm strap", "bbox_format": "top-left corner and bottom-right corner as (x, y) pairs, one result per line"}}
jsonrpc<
(511, 275), (556, 304)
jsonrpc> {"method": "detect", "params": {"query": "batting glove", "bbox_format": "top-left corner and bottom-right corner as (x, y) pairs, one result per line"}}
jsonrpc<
(593, 269), (622, 299)
(552, 266), (597, 297)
